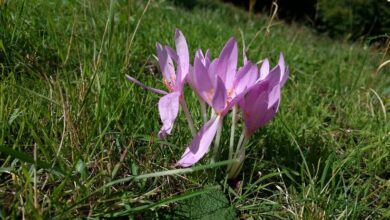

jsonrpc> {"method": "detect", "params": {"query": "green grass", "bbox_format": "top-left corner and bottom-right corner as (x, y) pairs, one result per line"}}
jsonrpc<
(1, 0), (389, 219)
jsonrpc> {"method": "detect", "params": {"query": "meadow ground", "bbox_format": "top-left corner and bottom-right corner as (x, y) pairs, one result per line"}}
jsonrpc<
(0, 0), (389, 219)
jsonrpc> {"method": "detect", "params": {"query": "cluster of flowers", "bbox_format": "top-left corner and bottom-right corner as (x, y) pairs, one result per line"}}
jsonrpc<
(126, 29), (288, 178)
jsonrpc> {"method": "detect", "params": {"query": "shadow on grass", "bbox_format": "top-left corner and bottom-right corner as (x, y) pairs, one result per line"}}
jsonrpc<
(241, 124), (333, 188)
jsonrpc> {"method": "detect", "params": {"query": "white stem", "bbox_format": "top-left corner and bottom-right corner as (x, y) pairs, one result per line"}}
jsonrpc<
(228, 105), (237, 161)
(228, 145), (246, 179)
(211, 109), (216, 119)
(199, 99), (208, 123)
(211, 118), (223, 164)
(180, 99), (196, 137)
(236, 126), (246, 152)
(228, 126), (249, 179)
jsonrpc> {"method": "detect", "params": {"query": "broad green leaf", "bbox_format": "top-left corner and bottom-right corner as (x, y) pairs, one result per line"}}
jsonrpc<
(173, 188), (237, 220)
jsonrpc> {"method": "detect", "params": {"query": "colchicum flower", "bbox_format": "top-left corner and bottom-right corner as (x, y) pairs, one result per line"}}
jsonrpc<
(240, 53), (289, 138)
(177, 38), (259, 167)
(126, 29), (195, 139)
(126, 28), (289, 178)
(227, 53), (289, 178)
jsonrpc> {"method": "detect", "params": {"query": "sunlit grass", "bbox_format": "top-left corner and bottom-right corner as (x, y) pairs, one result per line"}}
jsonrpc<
(0, 0), (389, 218)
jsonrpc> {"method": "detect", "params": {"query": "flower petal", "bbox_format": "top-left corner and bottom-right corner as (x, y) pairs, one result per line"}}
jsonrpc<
(241, 67), (282, 136)
(157, 92), (180, 138)
(233, 61), (258, 95)
(194, 55), (214, 106)
(125, 74), (168, 95)
(156, 43), (175, 84)
(259, 58), (270, 81)
(212, 76), (227, 113)
(216, 37), (238, 90)
(241, 83), (269, 136)
(176, 116), (222, 167)
(208, 58), (219, 83)
(175, 29), (190, 85)
(243, 46), (248, 65)
(195, 49), (205, 63)
(165, 46), (178, 62)
(195, 49), (211, 69)
(278, 52), (289, 86)
(204, 49), (211, 67)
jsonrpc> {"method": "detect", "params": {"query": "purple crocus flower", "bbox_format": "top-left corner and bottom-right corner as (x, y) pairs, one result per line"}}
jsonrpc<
(240, 53), (289, 137)
(126, 29), (190, 138)
(177, 38), (259, 167)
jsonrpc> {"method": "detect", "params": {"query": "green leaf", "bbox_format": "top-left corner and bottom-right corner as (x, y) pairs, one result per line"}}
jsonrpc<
(173, 188), (237, 220)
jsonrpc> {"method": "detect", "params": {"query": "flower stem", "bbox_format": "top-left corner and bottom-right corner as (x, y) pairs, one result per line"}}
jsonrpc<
(211, 118), (223, 163)
(236, 125), (246, 152)
(227, 126), (248, 178)
(229, 106), (237, 159)
(227, 105), (237, 171)
(180, 99), (196, 137)
(199, 99), (208, 123)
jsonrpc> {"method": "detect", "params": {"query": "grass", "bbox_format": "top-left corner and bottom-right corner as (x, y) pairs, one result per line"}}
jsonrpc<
(0, 0), (389, 219)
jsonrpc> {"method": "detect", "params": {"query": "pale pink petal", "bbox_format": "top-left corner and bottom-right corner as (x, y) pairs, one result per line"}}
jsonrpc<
(233, 61), (258, 95)
(176, 116), (222, 167)
(165, 46), (178, 62)
(216, 38), (238, 90)
(204, 49), (211, 67)
(259, 59), (270, 81)
(278, 52), (289, 86)
(266, 66), (282, 108)
(195, 49), (211, 69)
(187, 65), (196, 90)
(208, 58), (219, 84)
(156, 43), (175, 84)
(194, 56), (214, 106)
(157, 92), (180, 138)
(243, 46), (248, 65)
(212, 76), (227, 113)
(174, 29), (190, 84)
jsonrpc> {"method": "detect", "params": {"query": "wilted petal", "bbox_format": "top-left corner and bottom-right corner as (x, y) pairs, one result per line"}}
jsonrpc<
(212, 76), (227, 113)
(176, 116), (222, 167)
(157, 92), (180, 138)
(125, 74), (168, 95)
(156, 43), (175, 84)
(216, 38), (238, 90)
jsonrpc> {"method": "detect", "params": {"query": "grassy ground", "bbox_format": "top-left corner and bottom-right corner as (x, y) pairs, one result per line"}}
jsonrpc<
(1, 0), (389, 219)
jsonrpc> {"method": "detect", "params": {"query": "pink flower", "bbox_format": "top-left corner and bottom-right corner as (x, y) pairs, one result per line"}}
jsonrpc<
(240, 53), (289, 137)
(126, 29), (190, 138)
(177, 38), (259, 167)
